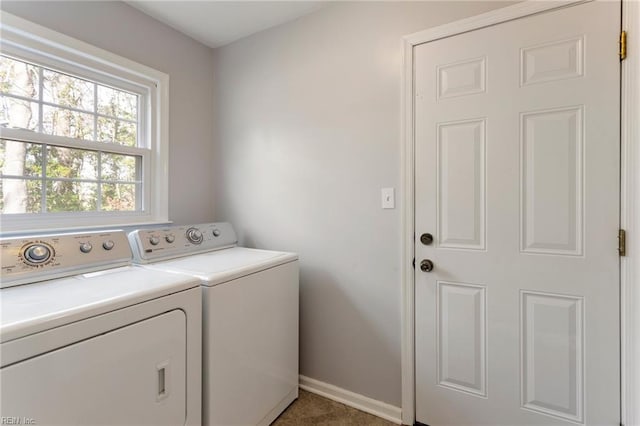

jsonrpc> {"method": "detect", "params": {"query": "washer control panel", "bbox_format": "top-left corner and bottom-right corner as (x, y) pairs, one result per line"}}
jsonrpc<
(128, 222), (237, 263)
(0, 230), (132, 288)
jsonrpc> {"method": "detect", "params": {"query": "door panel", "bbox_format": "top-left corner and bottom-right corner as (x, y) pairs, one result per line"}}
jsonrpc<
(437, 119), (486, 250)
(521, 106), (583, 255)
(437, 281), (487, 397)
(521, 291), (583, 422)
(414, 2), (620, 425)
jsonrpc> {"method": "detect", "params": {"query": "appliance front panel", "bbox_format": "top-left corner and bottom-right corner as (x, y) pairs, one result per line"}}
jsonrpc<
(0, 309), (187, 425)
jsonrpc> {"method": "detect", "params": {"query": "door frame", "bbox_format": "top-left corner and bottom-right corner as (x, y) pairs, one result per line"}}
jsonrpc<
(400, 1), (640, 424)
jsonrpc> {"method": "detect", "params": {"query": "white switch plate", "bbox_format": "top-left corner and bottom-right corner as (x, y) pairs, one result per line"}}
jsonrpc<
(381, 188), (395, 209)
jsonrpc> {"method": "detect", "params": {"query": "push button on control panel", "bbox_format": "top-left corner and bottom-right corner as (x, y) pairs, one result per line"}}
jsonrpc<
(149, 236), (160, 246)
(80, 242), (93, 253)
(165, 234), (175, 243)
(212, 229), (221, 237)
(102, 240), (115, 250)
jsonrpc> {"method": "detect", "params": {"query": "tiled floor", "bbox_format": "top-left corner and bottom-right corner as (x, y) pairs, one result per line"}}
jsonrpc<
(273, 389), (398, 426)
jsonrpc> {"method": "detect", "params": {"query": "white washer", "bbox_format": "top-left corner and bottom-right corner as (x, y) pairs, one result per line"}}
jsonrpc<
(0, 230), (202, 426)
(128, 223), (299, 426)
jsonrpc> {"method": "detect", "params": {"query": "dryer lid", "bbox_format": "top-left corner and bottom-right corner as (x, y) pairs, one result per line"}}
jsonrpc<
(142, 247), (298, 286)
(0, 266), (200, 343)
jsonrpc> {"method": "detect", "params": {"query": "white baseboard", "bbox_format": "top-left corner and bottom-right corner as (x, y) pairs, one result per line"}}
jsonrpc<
(298, 375), (403, 424)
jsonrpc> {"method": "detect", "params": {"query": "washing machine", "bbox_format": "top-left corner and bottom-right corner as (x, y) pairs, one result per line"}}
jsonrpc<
(128, 223), (299, 426)
(0, 229), (202, 426)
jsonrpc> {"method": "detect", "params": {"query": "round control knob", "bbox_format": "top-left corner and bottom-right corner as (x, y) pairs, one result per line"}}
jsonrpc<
(102, 240), (115, 250)
(24, 244), (51, 264)
(165, 234), (175, 243)
(149, 236), (160, 246)
(80, 242), (92, 253)
(212, 229), (221, 237)
(186, 228), (203, 244)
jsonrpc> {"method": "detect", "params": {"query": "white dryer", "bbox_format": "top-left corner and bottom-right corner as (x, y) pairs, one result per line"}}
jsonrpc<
(0, 230), (202, 426)
(128, 223), (299, 426)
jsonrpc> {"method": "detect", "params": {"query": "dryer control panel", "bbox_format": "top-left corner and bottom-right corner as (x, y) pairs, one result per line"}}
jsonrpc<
(128, 222), (237, 263)
(0, 230), (132, 288)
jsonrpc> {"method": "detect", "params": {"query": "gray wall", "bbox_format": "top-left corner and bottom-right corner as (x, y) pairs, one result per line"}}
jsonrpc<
(1, 1), (216, 225)
(2, 0), (515, 409)
(212, 1), (510, 406)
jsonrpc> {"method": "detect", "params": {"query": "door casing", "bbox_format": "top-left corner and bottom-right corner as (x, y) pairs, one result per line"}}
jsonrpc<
(400, 1), (640, 424)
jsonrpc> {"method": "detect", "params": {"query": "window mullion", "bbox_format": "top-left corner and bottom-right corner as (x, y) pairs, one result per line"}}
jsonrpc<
(40, 101), (94, 116)
(137, 94), (144, 149)
(0, 127), (148, 156)
(97, 152), (102, 212)
(0, 92), (38, 104)
(96, 113), (136, 124)
(136, 154), (143, 211)
(40, 143), (47, 213)
(0, 92), (102, 117)
(38, 67), (44, 133)
(93, 84), (98, 142)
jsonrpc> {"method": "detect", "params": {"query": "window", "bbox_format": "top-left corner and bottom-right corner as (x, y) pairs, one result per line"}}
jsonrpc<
(1, 56), (142, 214)
(0, 12), (168, 232)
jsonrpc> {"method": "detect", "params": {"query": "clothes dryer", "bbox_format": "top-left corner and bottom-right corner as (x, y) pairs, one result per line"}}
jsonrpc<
(0, 230), (202, 426)
(128, 223), (299, 426)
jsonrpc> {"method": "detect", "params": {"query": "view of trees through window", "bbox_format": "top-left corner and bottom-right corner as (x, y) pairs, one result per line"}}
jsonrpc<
(0, 55), (142, 214)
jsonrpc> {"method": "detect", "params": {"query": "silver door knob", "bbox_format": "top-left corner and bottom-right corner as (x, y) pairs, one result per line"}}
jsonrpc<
(420, 233), (433, 245)
(420, 259), (434, 272)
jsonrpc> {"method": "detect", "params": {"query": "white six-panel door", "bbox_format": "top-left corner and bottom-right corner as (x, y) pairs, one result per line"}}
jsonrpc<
(414, 2), (620, 424)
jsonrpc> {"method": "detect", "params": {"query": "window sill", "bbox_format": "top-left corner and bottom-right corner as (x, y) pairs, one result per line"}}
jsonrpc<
(0, 220), (173, 238)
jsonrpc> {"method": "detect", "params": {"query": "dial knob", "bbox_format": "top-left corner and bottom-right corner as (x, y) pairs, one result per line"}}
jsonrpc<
(24, 244), (52, 264)
(102, 240), (115, 250)
(165, 234), (175, 243)
(80, 242), (93, 253)
(212, 229), (221, 237)
(186, 228), (203, 244)
(149, 236), (160, 246)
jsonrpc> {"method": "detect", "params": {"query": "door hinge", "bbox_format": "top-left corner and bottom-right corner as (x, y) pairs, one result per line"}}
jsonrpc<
(619, 229), (627, 257)
(620, 31), (627, 60)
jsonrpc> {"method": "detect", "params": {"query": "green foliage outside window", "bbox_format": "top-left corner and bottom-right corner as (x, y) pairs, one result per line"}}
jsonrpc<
(0, 55), (141, 214)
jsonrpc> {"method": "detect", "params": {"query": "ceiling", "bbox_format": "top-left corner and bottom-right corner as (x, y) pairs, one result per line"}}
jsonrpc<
(126, 1), (327, 49)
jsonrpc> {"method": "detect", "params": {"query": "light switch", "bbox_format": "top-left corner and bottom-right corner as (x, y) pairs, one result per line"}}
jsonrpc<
(381, 188), (395, 209)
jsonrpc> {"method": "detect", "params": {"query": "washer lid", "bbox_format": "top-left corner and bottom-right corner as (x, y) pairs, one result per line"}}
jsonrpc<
(143, 247), (298, 286)
(0, 266), (200, 343)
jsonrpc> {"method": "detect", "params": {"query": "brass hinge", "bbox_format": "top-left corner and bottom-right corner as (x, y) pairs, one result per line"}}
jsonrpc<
(619, 229), (627, 257)
(620, 31), (627, 60)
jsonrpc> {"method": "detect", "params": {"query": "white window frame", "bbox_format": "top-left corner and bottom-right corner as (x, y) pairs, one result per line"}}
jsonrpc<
(0, 11), (169, 233)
